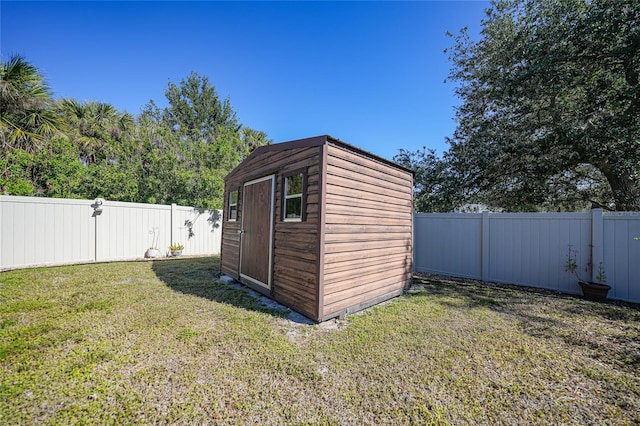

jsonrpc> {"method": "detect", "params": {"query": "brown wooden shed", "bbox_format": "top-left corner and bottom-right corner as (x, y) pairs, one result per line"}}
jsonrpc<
(221, 135), (413, 322)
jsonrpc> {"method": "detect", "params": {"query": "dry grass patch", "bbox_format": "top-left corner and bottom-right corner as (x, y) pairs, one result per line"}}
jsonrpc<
(1, 258), (638, 424)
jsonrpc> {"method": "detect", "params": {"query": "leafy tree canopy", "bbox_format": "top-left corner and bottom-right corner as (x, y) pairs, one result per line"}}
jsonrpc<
(0, 57), (271, 209)
(0, 54), (62, 153)
(394, 147), (464, 212)
(402, 0), (640, 212)
(138, 72), (271, 208)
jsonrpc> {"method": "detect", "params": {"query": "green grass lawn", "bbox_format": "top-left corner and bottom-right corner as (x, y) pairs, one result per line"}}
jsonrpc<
(1, 257), (639, 425)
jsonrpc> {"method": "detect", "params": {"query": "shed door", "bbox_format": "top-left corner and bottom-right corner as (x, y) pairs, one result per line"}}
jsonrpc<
(240, 175), (275, 288)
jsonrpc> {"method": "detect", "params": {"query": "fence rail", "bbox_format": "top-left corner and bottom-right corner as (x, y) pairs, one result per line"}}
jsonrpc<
(0, 195), (221, 270)
(414, 210), (640, 303)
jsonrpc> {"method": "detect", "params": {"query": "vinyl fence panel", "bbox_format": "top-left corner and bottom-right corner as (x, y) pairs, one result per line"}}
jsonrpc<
(96, 200), (172, 261)
(488, 213), (591, 295)
(172, 206), (222, 256)
(602, 213), (640, 302)
(0, 196), (95, 269)
(0, 195), (222, 270)
(415, 210), (640, 304)
(414, 213), (482, 279)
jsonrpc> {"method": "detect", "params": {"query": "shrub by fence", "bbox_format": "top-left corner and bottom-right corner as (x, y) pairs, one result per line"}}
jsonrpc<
(0, 195), (221, 270)
(414, 209), (640, 303)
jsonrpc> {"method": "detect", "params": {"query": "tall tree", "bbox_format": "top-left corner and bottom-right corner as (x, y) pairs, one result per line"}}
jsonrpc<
(393, 148), (463, 212)
(1, 58), (272, 208)
(56, 99), (139, 201)
(30, 137), (85, 198)
(57, 99), (134, 165)
(140, 72), (271, 208)
(163, 72), (239, 144)
(240, 127), (271, 159)
(446, 0), (640, 211)
(0, 54), (62, 153)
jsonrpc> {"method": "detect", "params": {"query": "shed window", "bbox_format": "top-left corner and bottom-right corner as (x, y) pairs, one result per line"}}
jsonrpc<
(284, 173), (304, 221)
(228, 190), (238, 221)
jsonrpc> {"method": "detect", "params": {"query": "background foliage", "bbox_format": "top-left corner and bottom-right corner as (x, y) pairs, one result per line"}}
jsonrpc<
(397, 0), (639, 212)
(0, 55), (270, 209)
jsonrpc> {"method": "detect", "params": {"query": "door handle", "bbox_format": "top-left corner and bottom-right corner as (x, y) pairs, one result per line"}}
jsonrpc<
(238, 229), (245, 235)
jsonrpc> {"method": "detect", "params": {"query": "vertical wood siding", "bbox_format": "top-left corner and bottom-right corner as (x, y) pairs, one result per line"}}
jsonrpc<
(321, 144), (413, 319)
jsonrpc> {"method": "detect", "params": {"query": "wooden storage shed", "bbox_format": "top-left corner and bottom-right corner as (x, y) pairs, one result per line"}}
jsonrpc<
(221, 135), (413, 322)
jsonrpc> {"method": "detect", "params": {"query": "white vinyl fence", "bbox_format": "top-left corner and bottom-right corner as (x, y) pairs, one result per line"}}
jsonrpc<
(414, 210), (640, 304)
(0, 195), (222, 270)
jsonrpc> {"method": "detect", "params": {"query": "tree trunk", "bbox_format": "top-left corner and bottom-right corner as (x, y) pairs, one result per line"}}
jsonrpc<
(602, 168), (640, 211)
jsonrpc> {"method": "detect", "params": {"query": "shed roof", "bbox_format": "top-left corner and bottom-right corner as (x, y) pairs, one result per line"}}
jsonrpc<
(228, 135), (413, 181)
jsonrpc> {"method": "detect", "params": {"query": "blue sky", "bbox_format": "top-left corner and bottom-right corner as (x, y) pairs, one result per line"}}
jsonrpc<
(1, 1), (489, 161)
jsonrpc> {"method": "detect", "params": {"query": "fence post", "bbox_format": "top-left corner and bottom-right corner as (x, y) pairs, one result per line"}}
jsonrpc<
(171, 203), (177, 247)
(93, 199), (102, 262)
(591, 208), (604, 282)
(0, 196), (3, 269)
(94, 207), (98, 262)
(481, 211), (490, 282)
(412, 212), (416, 273)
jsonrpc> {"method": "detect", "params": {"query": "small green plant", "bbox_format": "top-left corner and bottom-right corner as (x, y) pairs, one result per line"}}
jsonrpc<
(595, 262), (607, 284)
(564, 245), (583, 282)
(169, 242), (184, 251)
(565, 245), (608, 285)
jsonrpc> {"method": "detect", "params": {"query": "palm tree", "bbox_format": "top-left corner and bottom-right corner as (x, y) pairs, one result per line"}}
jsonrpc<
(57, 99), (134, 165)
(0, 54), (61, 152)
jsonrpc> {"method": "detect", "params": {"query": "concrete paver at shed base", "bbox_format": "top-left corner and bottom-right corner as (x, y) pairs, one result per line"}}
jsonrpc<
(219, 275), (314, 324)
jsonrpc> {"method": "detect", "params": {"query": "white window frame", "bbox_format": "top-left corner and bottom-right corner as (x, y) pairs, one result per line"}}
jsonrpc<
(283, 173), (304, 222)
(228, 189), (238, 221)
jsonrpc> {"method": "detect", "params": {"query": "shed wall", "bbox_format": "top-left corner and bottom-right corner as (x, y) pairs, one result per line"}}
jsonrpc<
(221, 146), (321, 319)
(321, 144), (413, 319)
